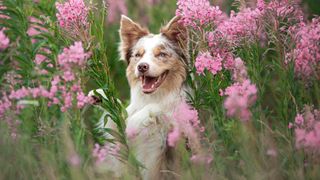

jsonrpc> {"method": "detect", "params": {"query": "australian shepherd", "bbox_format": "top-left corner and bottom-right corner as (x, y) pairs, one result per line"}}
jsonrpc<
(91, 15), (190, 179)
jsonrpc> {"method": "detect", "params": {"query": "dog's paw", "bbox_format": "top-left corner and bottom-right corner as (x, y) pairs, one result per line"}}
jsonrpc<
(88, 89), (108, 105)
(91, 95), (103, 105)
(126, 104), (162, 135)
(126, 112), (148, 134)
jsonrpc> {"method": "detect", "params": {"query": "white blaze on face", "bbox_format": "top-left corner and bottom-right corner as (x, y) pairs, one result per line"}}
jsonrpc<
(133, 34), (168, 77)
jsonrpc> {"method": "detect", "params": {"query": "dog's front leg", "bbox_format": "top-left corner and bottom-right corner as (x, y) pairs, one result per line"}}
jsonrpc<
(126, 104), (162, 134)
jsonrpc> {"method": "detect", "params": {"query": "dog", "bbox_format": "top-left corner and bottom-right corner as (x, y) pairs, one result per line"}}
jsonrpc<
(120, 14), (190, 179)
(90, 15), (190, 179)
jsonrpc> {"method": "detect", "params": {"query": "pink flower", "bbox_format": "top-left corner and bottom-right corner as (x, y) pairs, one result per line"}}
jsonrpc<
(34, 54), (47, 65)
(195, 52), (222, 75)
(291, 107), (320, 152)
(168, 101), (201, 148)
(55, 0), (89, 31)
(71, 84), (81, 92)
(0, 29), (9, 50)
(58, 41), (89, 70)
(52, 97), (60, 105)
(266, 0), (303, 21)
(206, 32), (235, 70)
(295, 114), (304, 125)
(92, 144), (108, 164)
(176, 0), (225, 29)
(288, 17), (320, 78)
(63, 71), (75, 82)
(76, 91), (90, 108)
(31, 87), (41, 98)
(61, 92), (73, 112)
(223, 80), (257, 121)
(9, 87), (30, 100)
(215, 8), (262, 44)
(125, 127), (138, 139)
(173, 101), (200, 129)
(51, 76), (60, 86)
(167, 127), (180, 147)
(92, 143), (121, 164)
(256, 0), (266, 11)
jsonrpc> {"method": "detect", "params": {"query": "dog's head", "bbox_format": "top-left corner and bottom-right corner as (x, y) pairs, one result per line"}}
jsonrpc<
(119, 15), (188, 95)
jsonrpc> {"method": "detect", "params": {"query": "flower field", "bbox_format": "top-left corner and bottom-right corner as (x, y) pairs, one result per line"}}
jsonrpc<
(0, 0), (320, 179)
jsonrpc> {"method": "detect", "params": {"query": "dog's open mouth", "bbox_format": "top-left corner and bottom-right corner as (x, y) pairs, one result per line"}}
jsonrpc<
(140, 71), (168, 94)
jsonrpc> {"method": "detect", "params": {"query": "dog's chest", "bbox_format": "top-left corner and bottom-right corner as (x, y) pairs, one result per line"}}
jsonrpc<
(127, 110), (171, 179)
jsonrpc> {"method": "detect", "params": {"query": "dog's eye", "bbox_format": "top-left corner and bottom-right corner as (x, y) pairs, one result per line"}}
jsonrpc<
(159, 52), (167, 57)
(135, 53), (142, 58)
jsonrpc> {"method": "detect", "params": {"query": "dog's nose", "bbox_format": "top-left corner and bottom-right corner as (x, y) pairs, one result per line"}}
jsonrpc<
(138, 63), (149, 73)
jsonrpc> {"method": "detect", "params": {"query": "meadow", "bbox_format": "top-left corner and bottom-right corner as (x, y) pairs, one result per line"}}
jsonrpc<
(0, 0), (320, 179)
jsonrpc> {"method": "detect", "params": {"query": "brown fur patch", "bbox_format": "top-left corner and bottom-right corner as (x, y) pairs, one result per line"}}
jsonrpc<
(153, 45), (165, 57)
(159, 58), (186, 95)
(160, 16), (189, 64)
(137, 47), (145, 57)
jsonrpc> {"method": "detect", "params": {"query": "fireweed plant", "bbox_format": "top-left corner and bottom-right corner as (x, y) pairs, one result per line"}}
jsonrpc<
(0, 0), (319, 179)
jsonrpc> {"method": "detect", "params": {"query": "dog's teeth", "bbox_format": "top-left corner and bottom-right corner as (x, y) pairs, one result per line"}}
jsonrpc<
(151, 84), (155, 89)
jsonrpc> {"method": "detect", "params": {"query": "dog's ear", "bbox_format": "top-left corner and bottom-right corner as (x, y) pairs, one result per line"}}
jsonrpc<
(119, 15), (149, 63)
(161, 16), (188, 52)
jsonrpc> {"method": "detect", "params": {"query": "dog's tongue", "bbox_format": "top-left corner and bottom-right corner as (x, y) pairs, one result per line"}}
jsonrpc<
(143, 76), (157, 89)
